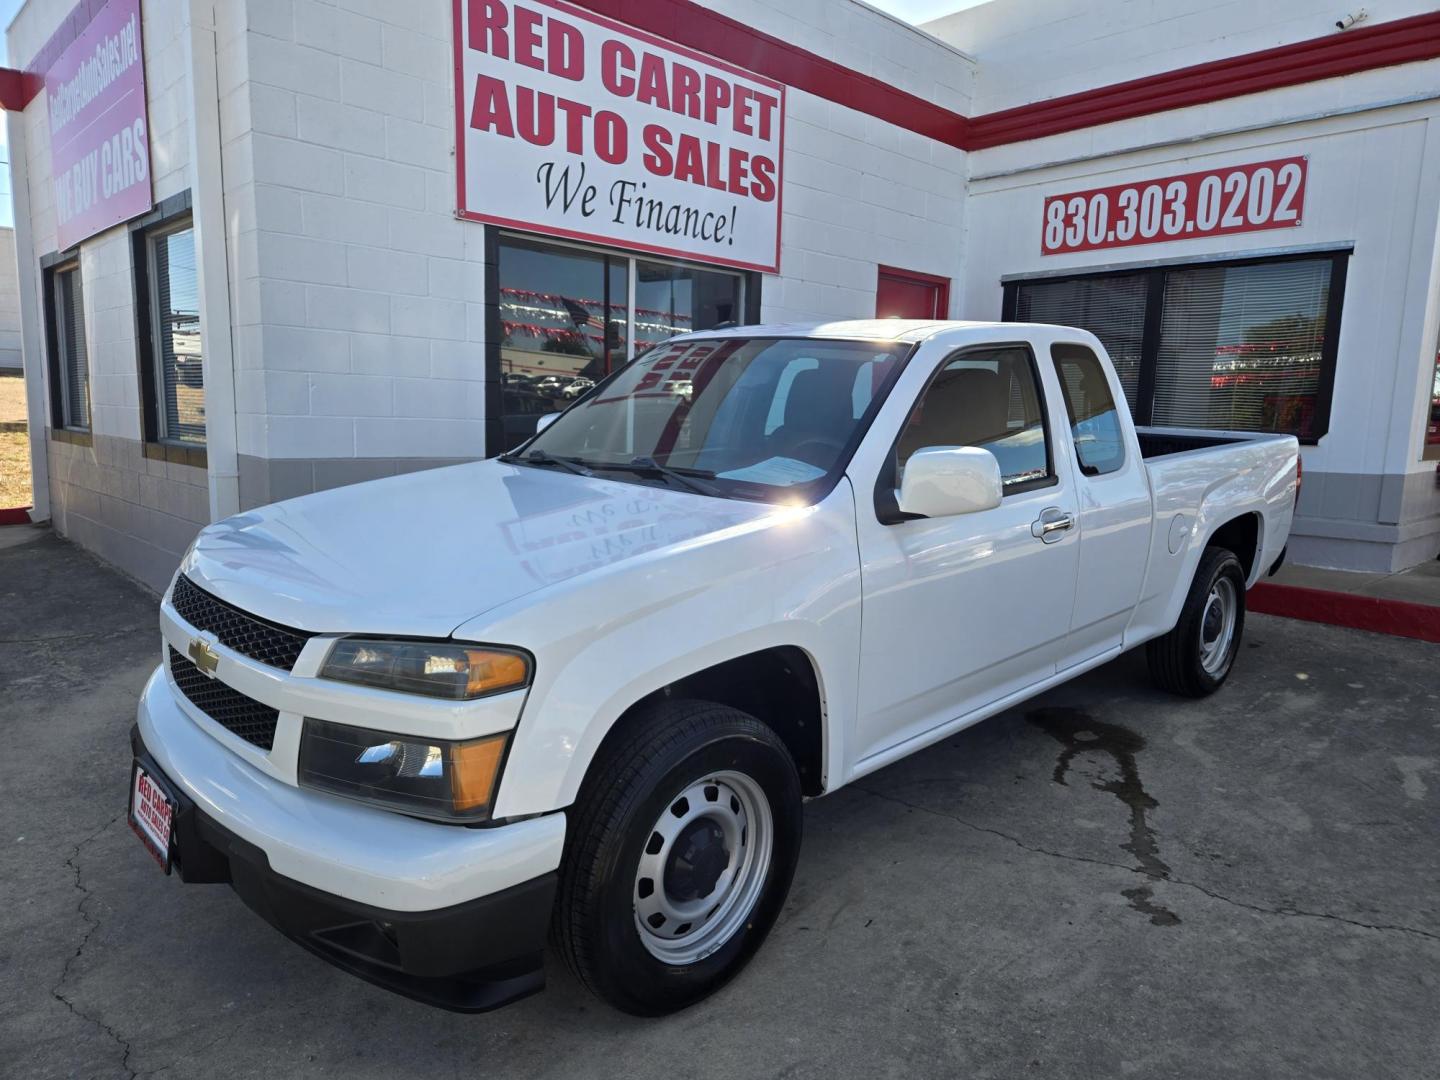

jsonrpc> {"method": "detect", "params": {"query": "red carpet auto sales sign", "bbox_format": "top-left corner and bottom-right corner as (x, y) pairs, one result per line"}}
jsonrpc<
(454, 0), (785, 273)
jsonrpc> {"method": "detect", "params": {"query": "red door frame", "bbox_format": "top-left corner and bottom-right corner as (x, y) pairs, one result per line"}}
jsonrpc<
(876, 265), (952, 320)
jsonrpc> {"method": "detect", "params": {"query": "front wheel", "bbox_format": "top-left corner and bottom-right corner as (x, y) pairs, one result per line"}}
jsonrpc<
(553, 699), (802, 1015)
(1147, 546), (1247, 697)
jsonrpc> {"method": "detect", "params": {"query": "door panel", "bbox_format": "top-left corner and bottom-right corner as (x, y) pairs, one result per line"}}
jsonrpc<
(853, 344), (1079, 765)
(1049, 342), (1151, 667)
(877, 267), (950, 320)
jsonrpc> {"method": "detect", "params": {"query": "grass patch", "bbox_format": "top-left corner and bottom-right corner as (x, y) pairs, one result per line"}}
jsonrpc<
(0, 372), (26, 424)
(0, 430), (33, 508)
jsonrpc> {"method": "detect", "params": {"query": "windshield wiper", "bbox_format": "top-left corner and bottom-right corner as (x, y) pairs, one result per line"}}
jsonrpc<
(502, 449), (597, 477)
(600, 456), (723, 497)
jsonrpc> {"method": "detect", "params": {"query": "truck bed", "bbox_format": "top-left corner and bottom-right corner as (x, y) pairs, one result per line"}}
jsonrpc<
(1135, 428), (1250, 459)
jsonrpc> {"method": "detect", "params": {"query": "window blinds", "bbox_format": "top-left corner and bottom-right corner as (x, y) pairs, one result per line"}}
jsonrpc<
(154, 228), (205, 444)
(57, 268), (89, 429)
(1013, 273), (1147, 407)
(1152, 259), (1329, 438)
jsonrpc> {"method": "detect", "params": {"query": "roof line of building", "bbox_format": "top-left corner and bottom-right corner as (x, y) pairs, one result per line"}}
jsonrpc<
(567, 1), (1440, 154)
(3, 0), (1438, 157)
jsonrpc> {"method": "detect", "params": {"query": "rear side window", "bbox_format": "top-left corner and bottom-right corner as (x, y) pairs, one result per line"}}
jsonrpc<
(1052, 343), (1125, 476)
(897, 346), (1052, 491)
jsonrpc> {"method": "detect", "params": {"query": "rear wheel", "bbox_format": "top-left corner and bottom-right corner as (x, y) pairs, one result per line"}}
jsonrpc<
(553, 699), (802, 1015)
(1147, 546), (1247, 697)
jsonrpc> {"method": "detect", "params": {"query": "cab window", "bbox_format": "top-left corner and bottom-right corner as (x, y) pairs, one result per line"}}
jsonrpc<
(896, 346), (1051, 491)
(1052, 343), (1126, 476)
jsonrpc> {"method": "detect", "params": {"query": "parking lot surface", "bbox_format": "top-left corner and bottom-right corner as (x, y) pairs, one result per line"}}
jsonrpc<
(2, 526), (1437, 1080)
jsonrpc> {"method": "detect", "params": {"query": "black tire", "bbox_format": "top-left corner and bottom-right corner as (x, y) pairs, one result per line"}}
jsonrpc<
(1147, 546), (1247, 697)
(553, 699), (802, 1016)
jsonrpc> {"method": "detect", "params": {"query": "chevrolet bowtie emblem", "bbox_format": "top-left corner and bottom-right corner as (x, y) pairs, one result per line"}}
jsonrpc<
(188, 637), (220, 676)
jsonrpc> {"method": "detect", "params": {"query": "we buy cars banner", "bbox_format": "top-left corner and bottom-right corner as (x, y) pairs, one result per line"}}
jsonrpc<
(47, 0), (152, 251)
(454, 0), (785, 273)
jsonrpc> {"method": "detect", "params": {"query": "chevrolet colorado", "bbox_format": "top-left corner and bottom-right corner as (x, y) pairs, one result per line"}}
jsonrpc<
(129, 320), (1298, 1015)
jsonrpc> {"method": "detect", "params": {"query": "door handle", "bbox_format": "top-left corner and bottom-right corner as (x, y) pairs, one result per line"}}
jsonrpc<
(1031, 507), (1075, 543)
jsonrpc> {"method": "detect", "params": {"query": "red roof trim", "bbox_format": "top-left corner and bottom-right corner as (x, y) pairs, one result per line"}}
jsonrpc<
(965, 9), (1440, 149)
(569, 2), (1440, 153)
(570, 0), (970, 148)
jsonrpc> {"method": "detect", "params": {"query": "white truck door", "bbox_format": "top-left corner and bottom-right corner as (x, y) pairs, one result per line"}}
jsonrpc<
(1046, 341), (1152, 669)
(850, 342), (1081, 766)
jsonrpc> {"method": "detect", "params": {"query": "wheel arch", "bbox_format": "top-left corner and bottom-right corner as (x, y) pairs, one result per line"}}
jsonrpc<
(1203, 510), (1264, 583)
(576, 645), (829, 801)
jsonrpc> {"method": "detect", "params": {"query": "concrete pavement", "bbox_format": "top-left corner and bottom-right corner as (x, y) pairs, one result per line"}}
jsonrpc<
(2, 525), (1437, 1079)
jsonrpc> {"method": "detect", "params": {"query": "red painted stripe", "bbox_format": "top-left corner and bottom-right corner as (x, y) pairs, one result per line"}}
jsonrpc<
(571, 0), (970, 149)
(570, 2), (1440, 153)
(1248, 582), (1440, 645)
(0, 507), (34, 526)
(965, 10), (1440, 149)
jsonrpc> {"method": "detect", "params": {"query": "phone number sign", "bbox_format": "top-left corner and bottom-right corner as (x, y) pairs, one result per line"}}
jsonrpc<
(1041, 157), (1307, 256)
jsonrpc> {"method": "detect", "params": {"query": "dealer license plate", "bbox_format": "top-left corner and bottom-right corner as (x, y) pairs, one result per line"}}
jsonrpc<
(129, 763), (175, 872)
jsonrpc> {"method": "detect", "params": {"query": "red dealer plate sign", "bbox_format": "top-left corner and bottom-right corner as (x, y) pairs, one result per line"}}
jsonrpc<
(453, 0), (785, 273)
(1041, 157), (1308, 256)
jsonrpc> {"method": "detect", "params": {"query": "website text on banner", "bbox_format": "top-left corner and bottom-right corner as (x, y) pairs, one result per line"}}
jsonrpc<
(1042, 158), (1308, 256)
(47, 0), (153, 252)
(455, 0), (785, 273)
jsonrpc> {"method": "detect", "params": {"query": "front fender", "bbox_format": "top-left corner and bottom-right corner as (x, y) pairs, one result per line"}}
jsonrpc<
(463, 485), (864, 819)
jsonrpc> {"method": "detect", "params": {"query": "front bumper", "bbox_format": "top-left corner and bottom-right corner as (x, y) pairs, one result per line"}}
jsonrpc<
(133, 665), (567, 1012)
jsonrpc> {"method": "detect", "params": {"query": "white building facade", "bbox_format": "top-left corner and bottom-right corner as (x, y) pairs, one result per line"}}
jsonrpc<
(6, 0), (1439, 588)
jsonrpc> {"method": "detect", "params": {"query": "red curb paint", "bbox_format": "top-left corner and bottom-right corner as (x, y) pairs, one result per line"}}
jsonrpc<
(0, 507), (33, 526)
(1249, 582), (1440, 645)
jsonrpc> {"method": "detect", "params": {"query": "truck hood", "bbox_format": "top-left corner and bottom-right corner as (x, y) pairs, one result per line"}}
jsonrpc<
(181, 460), (775, 638)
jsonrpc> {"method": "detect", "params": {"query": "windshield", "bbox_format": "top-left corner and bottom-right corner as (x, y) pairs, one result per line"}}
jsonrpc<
(514, 336), (909, 501)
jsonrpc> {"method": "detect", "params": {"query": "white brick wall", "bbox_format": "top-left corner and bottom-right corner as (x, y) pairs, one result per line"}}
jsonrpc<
(229, 0), (489, 461)
(230, 0), (974, 461)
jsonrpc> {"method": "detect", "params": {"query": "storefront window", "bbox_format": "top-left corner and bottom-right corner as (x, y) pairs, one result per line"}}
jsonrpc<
(498, 236), (627, 437)
(633, 261), (743, 357)
(495, 235), (747, 450)
(1014, 272), (1147, 407)
(1005, 251), (1346, 443)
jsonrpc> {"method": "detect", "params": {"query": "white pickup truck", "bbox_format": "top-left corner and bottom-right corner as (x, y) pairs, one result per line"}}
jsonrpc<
(129, 321), (1298, 1015)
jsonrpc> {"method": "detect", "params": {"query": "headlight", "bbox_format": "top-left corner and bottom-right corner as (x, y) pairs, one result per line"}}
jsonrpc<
(298, 719), (509, 822)
(319, 639), (531, 700)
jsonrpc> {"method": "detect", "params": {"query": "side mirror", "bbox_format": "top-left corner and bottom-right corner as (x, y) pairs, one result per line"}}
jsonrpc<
(535, 412), (559, 434)
(897, 446), (1003, 518)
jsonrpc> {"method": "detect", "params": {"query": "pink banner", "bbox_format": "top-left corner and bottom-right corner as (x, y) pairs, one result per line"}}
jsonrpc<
(46, 0), (152, 251)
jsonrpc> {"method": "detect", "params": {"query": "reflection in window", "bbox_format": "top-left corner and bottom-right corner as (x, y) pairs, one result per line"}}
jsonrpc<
(633, 261), (742, 357)
(498, 236), (628, 442)
(150, 225), (204, 444)
(1153, 259), (1330, 438)
(496, 236), (748, 450)
(897, 348), (1050, 489)
(1052, 343), (1125, 476)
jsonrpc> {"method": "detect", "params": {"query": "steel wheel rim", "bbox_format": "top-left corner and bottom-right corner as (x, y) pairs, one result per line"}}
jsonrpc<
(633, 769), (773, 965)
(1199, 576), (1238, 675)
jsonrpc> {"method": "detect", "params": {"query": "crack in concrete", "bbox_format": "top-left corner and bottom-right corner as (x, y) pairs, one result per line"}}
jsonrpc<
(851, 784), (1440, 944)
(52, 811), (138, 1080)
